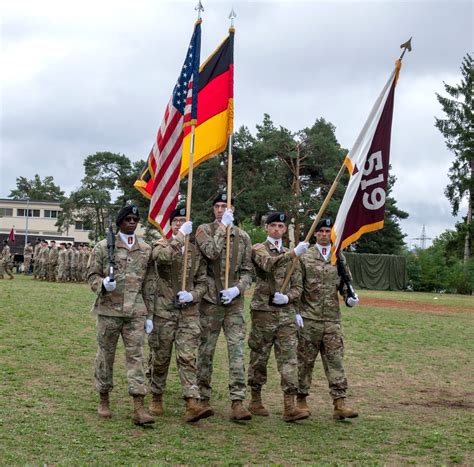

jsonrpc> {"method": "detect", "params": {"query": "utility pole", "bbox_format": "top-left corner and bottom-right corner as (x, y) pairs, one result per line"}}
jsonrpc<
(412, 224), (433, 249)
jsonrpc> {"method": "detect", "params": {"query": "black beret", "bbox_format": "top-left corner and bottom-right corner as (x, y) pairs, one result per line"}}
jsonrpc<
(315, 218), (333, 231)
(213, 193), (230, 205)
(170, 206), (187, 222)
(265, 212), (287, 224)
(116, 204), (140, 226)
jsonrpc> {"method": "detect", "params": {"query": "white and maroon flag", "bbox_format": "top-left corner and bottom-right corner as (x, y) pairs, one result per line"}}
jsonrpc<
(147, 21), (201, 238)
(331, 60), (402, 263)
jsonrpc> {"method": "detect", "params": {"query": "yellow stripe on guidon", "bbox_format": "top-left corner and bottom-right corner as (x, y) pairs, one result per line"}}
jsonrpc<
(343, 155), (354, 176)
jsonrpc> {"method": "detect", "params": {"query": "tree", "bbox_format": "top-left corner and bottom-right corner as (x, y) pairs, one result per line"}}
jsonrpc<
(9, 175), (65, 201)
(435, 53), (473, 263)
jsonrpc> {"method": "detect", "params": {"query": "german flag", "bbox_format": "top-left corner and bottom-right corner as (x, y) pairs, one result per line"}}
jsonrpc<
(134, 28), (234, 198)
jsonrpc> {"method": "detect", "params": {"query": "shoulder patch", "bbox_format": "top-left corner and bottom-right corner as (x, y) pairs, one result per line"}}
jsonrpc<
(252, 243), (266, 252)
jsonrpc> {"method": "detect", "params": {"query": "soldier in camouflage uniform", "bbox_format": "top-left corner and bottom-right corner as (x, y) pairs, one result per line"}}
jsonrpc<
(195, 193), (253, 421)
(82, 245), (91, 281)
(57, 243), (67, 282)
(39, 240), (49, 280)
(65, 243), (72, 281)
(32, 238), (41, 279)
(1, 240), (14, 279)
(70, 245), (79, 282)
(248, 212), (310, 422)
(48, 240), (59, 281)
(297, 218), (359, 420)
(147, 207), (213, 423)
(23, 241), (33, 274)
(88, 204), (155, 425)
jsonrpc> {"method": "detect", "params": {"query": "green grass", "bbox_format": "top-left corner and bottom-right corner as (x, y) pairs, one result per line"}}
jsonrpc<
(1, 276), (473, 464)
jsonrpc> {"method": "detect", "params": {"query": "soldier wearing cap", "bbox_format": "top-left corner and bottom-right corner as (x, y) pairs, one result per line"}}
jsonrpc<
(248, 212), (310, 422)
(32, 238), (41, 279)
(147, 206), (213, 423)
(48, 240), (59, 281)
(23, 241), (33, 274)
(195, 193), (253, 421)
(297, 218), (359, 420)
(38, 240), (49, 280)
(57, 243), (67, 282)
(1, 240), (14, 279)
(88, 204), (155, 426)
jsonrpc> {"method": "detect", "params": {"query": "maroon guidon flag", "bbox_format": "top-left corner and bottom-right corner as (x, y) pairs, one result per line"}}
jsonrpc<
(8, 227), (16, 243)
(331, 59), (402, 263)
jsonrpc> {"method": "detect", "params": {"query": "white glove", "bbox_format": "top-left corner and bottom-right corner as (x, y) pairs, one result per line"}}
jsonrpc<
(178, 290), (193, 303)
(221, 286), (240, 305)
(346, 294), (359, 307)
(296, 314), (304, 328)
(272, 292), (289, 305)
(293, 241), (310, 257)
(145, 319), (154, 334)
(221, 208), (234, 227)
(103, 276), (116, 292)
(179, 221), (193, 236)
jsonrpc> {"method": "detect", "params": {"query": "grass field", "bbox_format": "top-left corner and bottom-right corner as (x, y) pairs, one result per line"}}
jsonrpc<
(1, 276), (473, 465)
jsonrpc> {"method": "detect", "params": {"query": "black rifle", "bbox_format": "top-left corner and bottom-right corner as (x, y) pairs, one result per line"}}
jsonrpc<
(106, 223), (116, 282)
(336, 253), (357, 301)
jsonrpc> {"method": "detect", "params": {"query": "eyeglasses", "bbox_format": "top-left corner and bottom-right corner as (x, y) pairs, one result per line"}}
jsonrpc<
(124, 216), (139, 222)
(171, 218), (186, 224)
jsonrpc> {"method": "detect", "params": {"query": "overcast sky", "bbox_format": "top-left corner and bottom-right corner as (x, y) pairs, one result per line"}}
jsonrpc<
(1, 0), (472, 248)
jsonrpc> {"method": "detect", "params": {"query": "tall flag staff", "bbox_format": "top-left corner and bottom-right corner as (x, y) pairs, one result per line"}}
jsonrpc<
(280, 38), (412, 292)
(224, 7), (236, 290)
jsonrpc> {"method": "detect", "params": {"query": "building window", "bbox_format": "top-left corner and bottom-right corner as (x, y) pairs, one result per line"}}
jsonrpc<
(44, 210), (59, 218)
(17, 209), (40, 217)
(75, 221), (85, 231)
(0, 208), (13, 217)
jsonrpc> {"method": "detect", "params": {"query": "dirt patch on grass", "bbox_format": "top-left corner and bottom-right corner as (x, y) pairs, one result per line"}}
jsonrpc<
(359, 297), (473, 315)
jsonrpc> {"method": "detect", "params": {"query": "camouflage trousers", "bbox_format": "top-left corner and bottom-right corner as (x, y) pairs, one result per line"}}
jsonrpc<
(39, 261), (47, 279)
(248, 309), (299, 394)
(0, 260), (4, 278)
(57, 265), (67, 281)
(48, 262), (57, 281)
(1, 260), (14, 279)
(197, 300), (247, 401)
(70, 267), (77, 281)
(95, 315), (147, 396)
(297, 319), (348, 400)
(24, 256), (32, 274)
(147, 307), (201, 399)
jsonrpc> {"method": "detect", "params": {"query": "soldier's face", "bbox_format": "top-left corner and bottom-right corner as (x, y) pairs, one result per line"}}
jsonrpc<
(265, 222), (287, 240)
(213, 202), (229, 222)
(171, 216), (186, 235)
(315, 227), (332, 246)
(120, 215), (139, 234)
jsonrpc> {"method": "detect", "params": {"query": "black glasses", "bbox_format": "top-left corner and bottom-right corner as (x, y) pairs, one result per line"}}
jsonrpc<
(124, 216), (139, 222)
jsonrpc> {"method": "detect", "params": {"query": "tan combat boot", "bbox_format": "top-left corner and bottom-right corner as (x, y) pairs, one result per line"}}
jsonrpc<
(200, 399), (215, 417)
(183, 398), (214, 423)
(333, 398), (358, 420)
(283, 394), (310, 422)
(296, 394), (311, 415)
(132, 395), (155, 425)
(97, 392), (113, 418)
(230, 400), (252, 421)
(248, 388), (270, 416)
(149, 393), (163, 416)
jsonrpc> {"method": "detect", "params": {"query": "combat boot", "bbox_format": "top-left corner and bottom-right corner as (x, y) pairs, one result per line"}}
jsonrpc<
(230, 400), (252, 421)
(97, 392), (113, 418)
(248, 388), (270, 416)
(132, 395), (155, 426)
(149, 393), (163, 416)
(183, 398), (214, 423)
(283, 394), (310, 422)
(333, 398), (358, 420)
(200, 399), (215, 417)
(296, 394), (311, 415)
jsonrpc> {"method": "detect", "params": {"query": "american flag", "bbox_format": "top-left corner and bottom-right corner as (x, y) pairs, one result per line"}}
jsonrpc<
(148, 22), (201, 238)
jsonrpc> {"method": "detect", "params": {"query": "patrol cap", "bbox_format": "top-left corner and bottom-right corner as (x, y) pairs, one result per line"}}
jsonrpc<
(170, 206), (187, 222)
(213, 193), (232, 206)
(315, 218), (333, 232)
(265, 212), (287, 225)
(116, 204), (140, 226)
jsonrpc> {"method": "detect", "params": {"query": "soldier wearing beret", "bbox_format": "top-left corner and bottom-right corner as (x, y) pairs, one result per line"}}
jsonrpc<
(297, 218), (359, 420)
(147, 206), (213, 423)
(195, 193), (253, 421)
(88, 204), (155, 425)
(247, 212), (310, 422)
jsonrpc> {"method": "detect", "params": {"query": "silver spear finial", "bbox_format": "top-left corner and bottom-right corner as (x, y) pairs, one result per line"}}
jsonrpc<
(228, 6), (237, 28)
(195, 0), (204, 20)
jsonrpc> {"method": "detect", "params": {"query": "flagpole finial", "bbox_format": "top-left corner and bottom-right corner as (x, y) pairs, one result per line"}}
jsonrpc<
(228, 6), (237, 28)
(195, 0), (204, 21)
(399, 37), (412, 60)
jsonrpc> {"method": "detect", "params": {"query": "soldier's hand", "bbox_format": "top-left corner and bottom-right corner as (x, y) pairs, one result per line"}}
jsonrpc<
(221, 208), (234, 228)
(346, 294), (359, 307)
(221, 286), (240, 305)
(178, 290), (193, 303)
(272, 292), (289, 305)
(179, 221), (193, 236)
(103, 276), (116, 292)
(293, 241), (310, 257)
(145, 319), (154, 334)
(295, 313), (304, 328)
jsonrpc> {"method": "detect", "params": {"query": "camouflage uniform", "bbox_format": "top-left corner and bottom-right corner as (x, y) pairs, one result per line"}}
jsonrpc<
(248, 241), (302, 394)
(71, 247), (79, 281)
(298, 247), (351, 400)
(83, 247), (91, 281)
(1, 245), (14, 279)
(195, 221), (253, 402)
(57, 248), (67, 281)
(33, 242), (41, 278)
(23, 244), (33, 274)
(88, 235), (154, 396)
(148, 236), (207, 399)
(48, 245), (59, 281)
(39, 245), (49, 280)
(64, 246), (72, 281)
